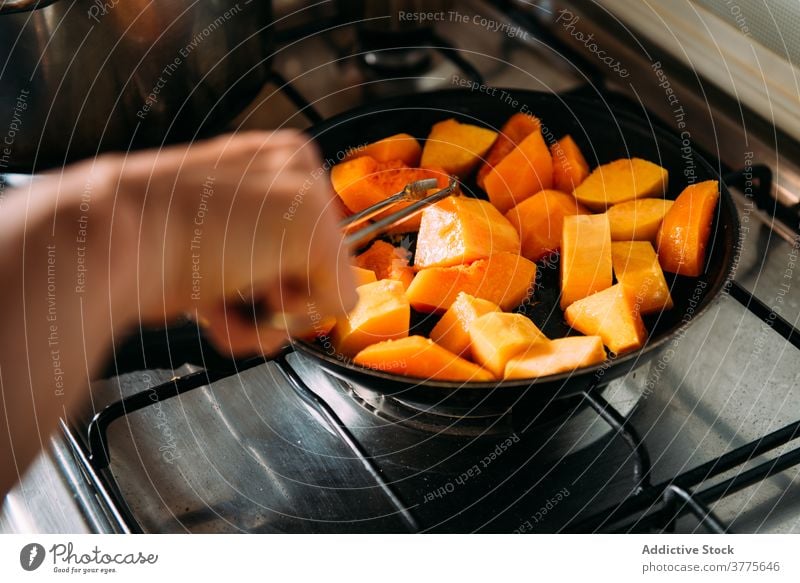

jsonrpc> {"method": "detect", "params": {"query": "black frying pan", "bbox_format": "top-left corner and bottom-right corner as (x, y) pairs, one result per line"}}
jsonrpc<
(293, 88), (738, 410)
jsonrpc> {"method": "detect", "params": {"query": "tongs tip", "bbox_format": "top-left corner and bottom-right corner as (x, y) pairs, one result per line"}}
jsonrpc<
(404, 178), (439, 199)
(343, 176), (459, 248)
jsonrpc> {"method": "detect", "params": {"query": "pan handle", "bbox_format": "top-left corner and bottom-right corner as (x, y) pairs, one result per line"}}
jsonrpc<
(725, 163), (800, 232)
(0, 0), (60, 14)
(722, 164), (772, 202)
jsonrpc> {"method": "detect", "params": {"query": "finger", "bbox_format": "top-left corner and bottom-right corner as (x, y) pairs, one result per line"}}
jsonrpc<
(262, 272), (313, 320)
(302, 199), (358, 318)
(199, 302), (288, 358)
(226, 130), (319, 176)
(259, 170), (356, 320)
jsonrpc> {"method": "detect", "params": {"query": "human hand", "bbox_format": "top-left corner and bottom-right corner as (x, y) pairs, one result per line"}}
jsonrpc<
(119, 130), (356, 356)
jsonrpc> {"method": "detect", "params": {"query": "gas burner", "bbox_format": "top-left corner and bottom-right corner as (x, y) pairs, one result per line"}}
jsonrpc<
(358, 47), (433, 76)
(346, 380), (613, 439)
(347, 382), (515, 436)
(352, 3), (441, 77)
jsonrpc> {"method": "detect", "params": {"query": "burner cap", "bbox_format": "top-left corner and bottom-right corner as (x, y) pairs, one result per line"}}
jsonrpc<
(356, 23), (435, 76)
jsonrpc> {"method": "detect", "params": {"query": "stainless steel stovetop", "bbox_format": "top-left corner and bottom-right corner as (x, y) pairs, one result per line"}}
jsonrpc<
(3, 0), (799, 534)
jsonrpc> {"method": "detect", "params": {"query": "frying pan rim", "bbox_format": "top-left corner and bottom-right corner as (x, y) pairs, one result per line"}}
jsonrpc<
(294, 87), (740, 391)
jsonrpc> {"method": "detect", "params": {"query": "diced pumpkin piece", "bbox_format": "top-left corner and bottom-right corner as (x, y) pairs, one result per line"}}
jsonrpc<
(355, 240), (414, 289)
(483, 131), (554, 213)
(505, 189), (589, 262)
(607, 198), (674, 241)
(421, 118), (498, 177)
(550, 135), (590, 193)
(351, 265), (378, 286)
(469, 312), (548, 377)
(330, 156), (450, 231)
(611, 241), (674, 315)
(414, 196), (521, 269)
(346, 133), (421, 166)
(476, 113), (541, 188)
(564, 284), (648, 354)
(560, 214), (613, 309)
(429, 292), (500, 357)
(330, 156), (399, 211)
(504, 336), (607, 379)
(332, 279), (410, 357)
(656, 180), (719, 277)
(407, 252), (536, 312)
(573, 158), (668, 211)
(354, 336), (494, 382)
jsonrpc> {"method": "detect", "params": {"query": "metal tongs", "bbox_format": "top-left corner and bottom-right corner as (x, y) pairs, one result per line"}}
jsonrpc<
(230, 176), (458, 332)
(340, 176), (459, 248)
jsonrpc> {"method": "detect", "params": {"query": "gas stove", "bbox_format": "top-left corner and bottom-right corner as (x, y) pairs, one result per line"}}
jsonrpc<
(3, 0), (800, 534)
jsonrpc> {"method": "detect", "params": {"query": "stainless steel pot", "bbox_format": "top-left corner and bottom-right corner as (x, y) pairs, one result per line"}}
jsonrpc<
(0, 0), (273, 172)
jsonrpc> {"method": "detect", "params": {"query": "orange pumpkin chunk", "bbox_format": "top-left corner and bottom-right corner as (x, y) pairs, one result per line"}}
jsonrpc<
(607, 198), (674, 241)
(429, 292), (500, 357)
(354, 336), (494, 382)
(504, 336), (607, 379)
(469, 312), (548, 377)
(573, 158), (668, 211)
(330, 156), (450, 232)
(355, 240), (414, 289)
(656, 180), (719, 277)
(550, 135), (590, 193)
(476, 113), (541, 189)
(611, 241), (674, 315)
(420, 119), (497, 178)
(414, 196), (521, 269)
(505, 189), (589, 262)
(406, 252), (536, 313)
(483, 130), (554, 213)
(560, 214), (613, 309)
(347, 133), (421, 166)
(332, 279), (410, 357)
(351, 265), (378, 287)
(564, 284), (648, 354)
(331, 156), (399, 212)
